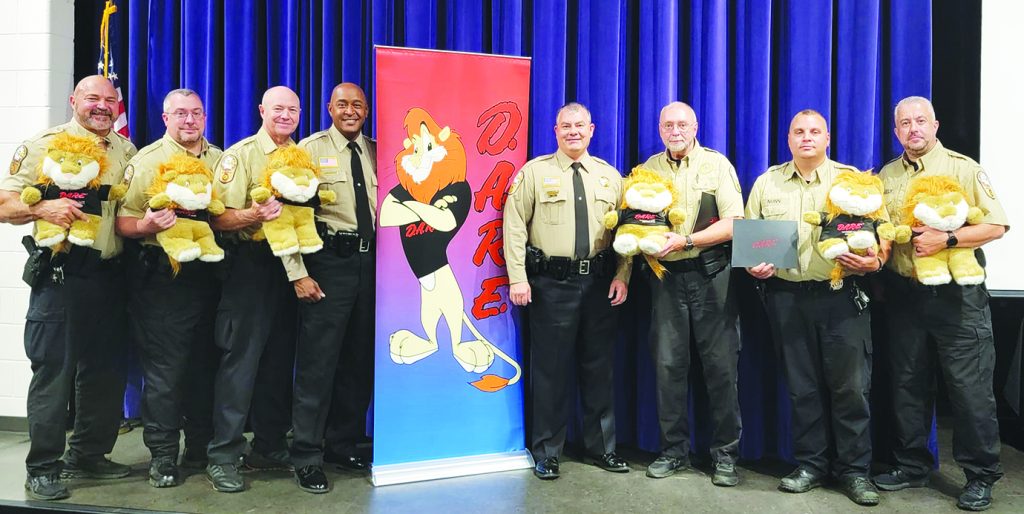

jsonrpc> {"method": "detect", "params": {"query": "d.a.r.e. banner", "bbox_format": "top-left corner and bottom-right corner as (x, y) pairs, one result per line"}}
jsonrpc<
(372, 46), (531, 485)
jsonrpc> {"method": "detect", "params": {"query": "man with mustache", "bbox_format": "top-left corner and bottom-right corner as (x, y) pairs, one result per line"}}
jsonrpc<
(504, 102), (631, 480)
(873, 97), (1008, 512)
(640, 102), (744, 486)
(114, 88), (223, 488)
(205, 86), (300, 492)
(282, 82), (376, 493)
(0, 75), (137, 501)
(745, 110), (884, 506)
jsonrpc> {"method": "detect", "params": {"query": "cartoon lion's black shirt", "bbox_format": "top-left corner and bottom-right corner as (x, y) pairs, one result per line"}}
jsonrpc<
(32, 183), (112, 216)
(618, 208), (669, 227)
(817, 213), (883, 241)
(390, 181), (471, 278)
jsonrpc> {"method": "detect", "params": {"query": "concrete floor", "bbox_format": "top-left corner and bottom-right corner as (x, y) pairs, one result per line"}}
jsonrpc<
(0, 426), (1021, 514)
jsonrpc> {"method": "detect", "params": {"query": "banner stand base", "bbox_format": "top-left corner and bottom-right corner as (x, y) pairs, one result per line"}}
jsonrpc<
(371, 450), (534, 486)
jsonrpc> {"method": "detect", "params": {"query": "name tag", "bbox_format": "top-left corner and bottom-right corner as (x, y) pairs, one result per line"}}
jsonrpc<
(542, 177), (560, 187)
(319, 157), (339, 168)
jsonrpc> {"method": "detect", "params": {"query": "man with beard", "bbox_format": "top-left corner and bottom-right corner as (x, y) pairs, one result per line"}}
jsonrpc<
(0, 75), (137, 501)
(504, 102), (631, 480)
(640, 102), (744, 486)
(284, 83), (376, 493)
(873, 96), (1008, 512)
(115, 88), (223, 488)
(205, 86), (300, 492)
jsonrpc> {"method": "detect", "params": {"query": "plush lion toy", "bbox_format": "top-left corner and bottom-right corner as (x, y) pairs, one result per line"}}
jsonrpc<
(20, 132), (125, 249)
(603, 167), (685, 279)
(803, 170), (907, 289)
(898, 175), (985, 285)
(250, 145), (337, 256)
(146, 153), (225, 266)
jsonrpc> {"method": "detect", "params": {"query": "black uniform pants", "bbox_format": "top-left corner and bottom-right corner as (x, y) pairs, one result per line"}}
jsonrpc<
(649, 266), (741, 464)
(128, 255), (220, 459)
(291, 249), (375, 468)
(24, 265), (126, 477)
(881, 272), (1002, 483)
(528, 272), (618, 460)
(764, 280), (872, 478)
(207, 244), (296, 465)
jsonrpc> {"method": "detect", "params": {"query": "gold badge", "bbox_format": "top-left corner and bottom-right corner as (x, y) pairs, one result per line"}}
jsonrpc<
(219, 155), (237, 183)
(509, 171), (524, 194)
(122, 164), (135, 186)
(976, 170), (996, 199)
(599, 176), (609, 187)
(9, 144), (27, 175)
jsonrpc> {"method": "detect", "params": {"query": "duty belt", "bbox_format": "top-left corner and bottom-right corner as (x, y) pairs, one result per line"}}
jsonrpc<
(526, 246), (615, 280)
(325, 231), (374, 257)
(766, 277), (849, 292)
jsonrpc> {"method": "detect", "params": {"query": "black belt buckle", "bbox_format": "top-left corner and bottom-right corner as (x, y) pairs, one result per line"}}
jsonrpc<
(577, 259), (590, 275)
(359, 238), (371, 253)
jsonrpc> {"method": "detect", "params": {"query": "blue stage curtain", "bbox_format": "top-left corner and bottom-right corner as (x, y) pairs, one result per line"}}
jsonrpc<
(118, 0), (934, 463)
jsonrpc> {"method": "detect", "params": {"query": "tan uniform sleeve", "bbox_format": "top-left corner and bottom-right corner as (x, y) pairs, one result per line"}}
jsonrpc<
(966, 165), (1009, 227)
(1, 139), (44, 192)
(611, 174), (633, 284)
(214, 150), (251, 210)
(744, 175), (765, 220)
(502, 168), (535, 284)
(118, 159), (151, 218)
(280, 254), (309, 282)
(717, 161), (745, 218)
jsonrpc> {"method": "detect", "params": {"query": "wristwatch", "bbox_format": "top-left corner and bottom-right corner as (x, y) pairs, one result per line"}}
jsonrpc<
(683, 235), (695, 251)
(946, 230), (958, 248)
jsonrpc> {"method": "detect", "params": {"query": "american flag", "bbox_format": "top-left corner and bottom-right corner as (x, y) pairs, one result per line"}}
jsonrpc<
(96, 0), (130, 138)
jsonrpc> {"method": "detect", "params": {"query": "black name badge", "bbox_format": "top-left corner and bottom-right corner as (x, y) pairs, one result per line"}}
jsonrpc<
(731, 219), (799, 268)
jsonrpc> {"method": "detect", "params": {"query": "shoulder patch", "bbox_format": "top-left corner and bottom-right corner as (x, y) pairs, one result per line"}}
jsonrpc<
(122, 164), (135, 186)
(977, 170), (996, 199)
(219, 154), (238, 183)
(509, 170), (524, 194)
(9, 145), (27, 175)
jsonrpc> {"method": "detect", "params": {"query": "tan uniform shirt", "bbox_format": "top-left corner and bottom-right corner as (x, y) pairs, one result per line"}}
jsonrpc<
(281, 127), (378, 281)
(503, 150), (630, 285)
(2, 119), (137, 258)
(745, 159), (862, 282)
(642, 140), (745, 261)
(118, 134), (222, 247)
(879, 140), (1010, 277)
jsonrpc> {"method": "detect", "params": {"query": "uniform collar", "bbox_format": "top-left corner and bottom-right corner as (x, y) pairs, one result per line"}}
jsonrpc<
(256, 126), (292, 155)
(161, 133), (210, 157)
(902, 140), (945, 174)
(555, 149), (596, 172)
(66, 118), (114, 148)
(782, 158), (828, 184)
(664, 139), (703, 169)
(329, 124), (364, 152)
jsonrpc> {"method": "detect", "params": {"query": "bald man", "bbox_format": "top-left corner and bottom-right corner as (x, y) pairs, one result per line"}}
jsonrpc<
(205, 86), (301, 492)
(640, 102), (744, 486)
(0, 75), (137, 501)
(285, 83), (376, 492)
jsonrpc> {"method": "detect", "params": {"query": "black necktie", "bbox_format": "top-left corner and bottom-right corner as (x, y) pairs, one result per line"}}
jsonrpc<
(348, 141), (374, 241)
(571, 162), (590, 259)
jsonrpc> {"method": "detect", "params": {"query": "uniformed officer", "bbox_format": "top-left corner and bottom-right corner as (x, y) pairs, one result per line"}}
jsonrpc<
(114, 88), (223, 488)
(871, 97), (1008, 512)
(640, 102), (744, 486)
(504, 102), (631, 480)
(205, 86), (300, 492)
(284, 82), (376, 493)
(0, 75), (137, 501)
(745, 110), (883, 506)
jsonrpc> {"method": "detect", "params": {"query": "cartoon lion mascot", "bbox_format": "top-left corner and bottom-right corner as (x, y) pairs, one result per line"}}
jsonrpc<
(146, 153), (226, 265)
(802, 170), (907, 289)
(379, 107), (521, 392)
(898, 175), (985, 285)
(20, 132), (126, 248)
(250, 145), (337, 256)
(602, 166), (685, 279)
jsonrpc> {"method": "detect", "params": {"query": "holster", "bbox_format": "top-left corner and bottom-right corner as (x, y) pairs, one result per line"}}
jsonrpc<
(21, 235), (50, 288)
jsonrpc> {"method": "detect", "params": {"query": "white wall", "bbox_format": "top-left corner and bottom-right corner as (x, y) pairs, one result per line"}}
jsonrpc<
(980, 2), (1024, 294)
(0, 0), (74, 418)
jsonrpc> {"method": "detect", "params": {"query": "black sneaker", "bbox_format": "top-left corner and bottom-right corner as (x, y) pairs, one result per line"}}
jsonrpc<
(779, 467), (823, 493)
(148, 456), (181, 488)
(957, 479), (993, 511)
(244, 449), (293, 471)
(712, 461), (739, 487)
(25, 474), (70, 501)
(294, 465), (330, 494)
(841, 476), (881, 506)
(61, 457), (131, 479)
(180, 447), (208, 470)
(871, 468), (929, 491)
(206, 463), (244, 493)
(646, 454), (688, 478)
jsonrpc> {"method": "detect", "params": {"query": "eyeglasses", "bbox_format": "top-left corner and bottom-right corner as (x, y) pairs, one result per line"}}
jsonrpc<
(661, 122), (694, 132)
(166, 110), (206, 121)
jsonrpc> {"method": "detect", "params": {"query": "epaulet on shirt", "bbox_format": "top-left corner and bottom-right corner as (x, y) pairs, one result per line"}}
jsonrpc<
(835, 163), (860, 173)
(523, 154), (555, 167)
(27, 125), (66, 142)
(945, 149), (971, 162)
(767, 163), (787, 174)
(300, 130), (331, 145)
(703, 147), (720, 154)
(592, 156), (613, 167)
(883, 156), (902, 168)
(209, 143), (223, 152)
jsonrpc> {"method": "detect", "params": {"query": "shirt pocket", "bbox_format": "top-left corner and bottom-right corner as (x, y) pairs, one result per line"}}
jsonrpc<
(539, 189), (568, 225)
(760, 199), (789, 220)
(593, 187), (618, 223)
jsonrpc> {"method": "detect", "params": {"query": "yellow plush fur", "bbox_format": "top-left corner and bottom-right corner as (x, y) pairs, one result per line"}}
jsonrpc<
(605, 166), (685, 279)
(146, 153), (226, 272)
(251, 145), (336, 256)
(899, 175), (985, 285)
